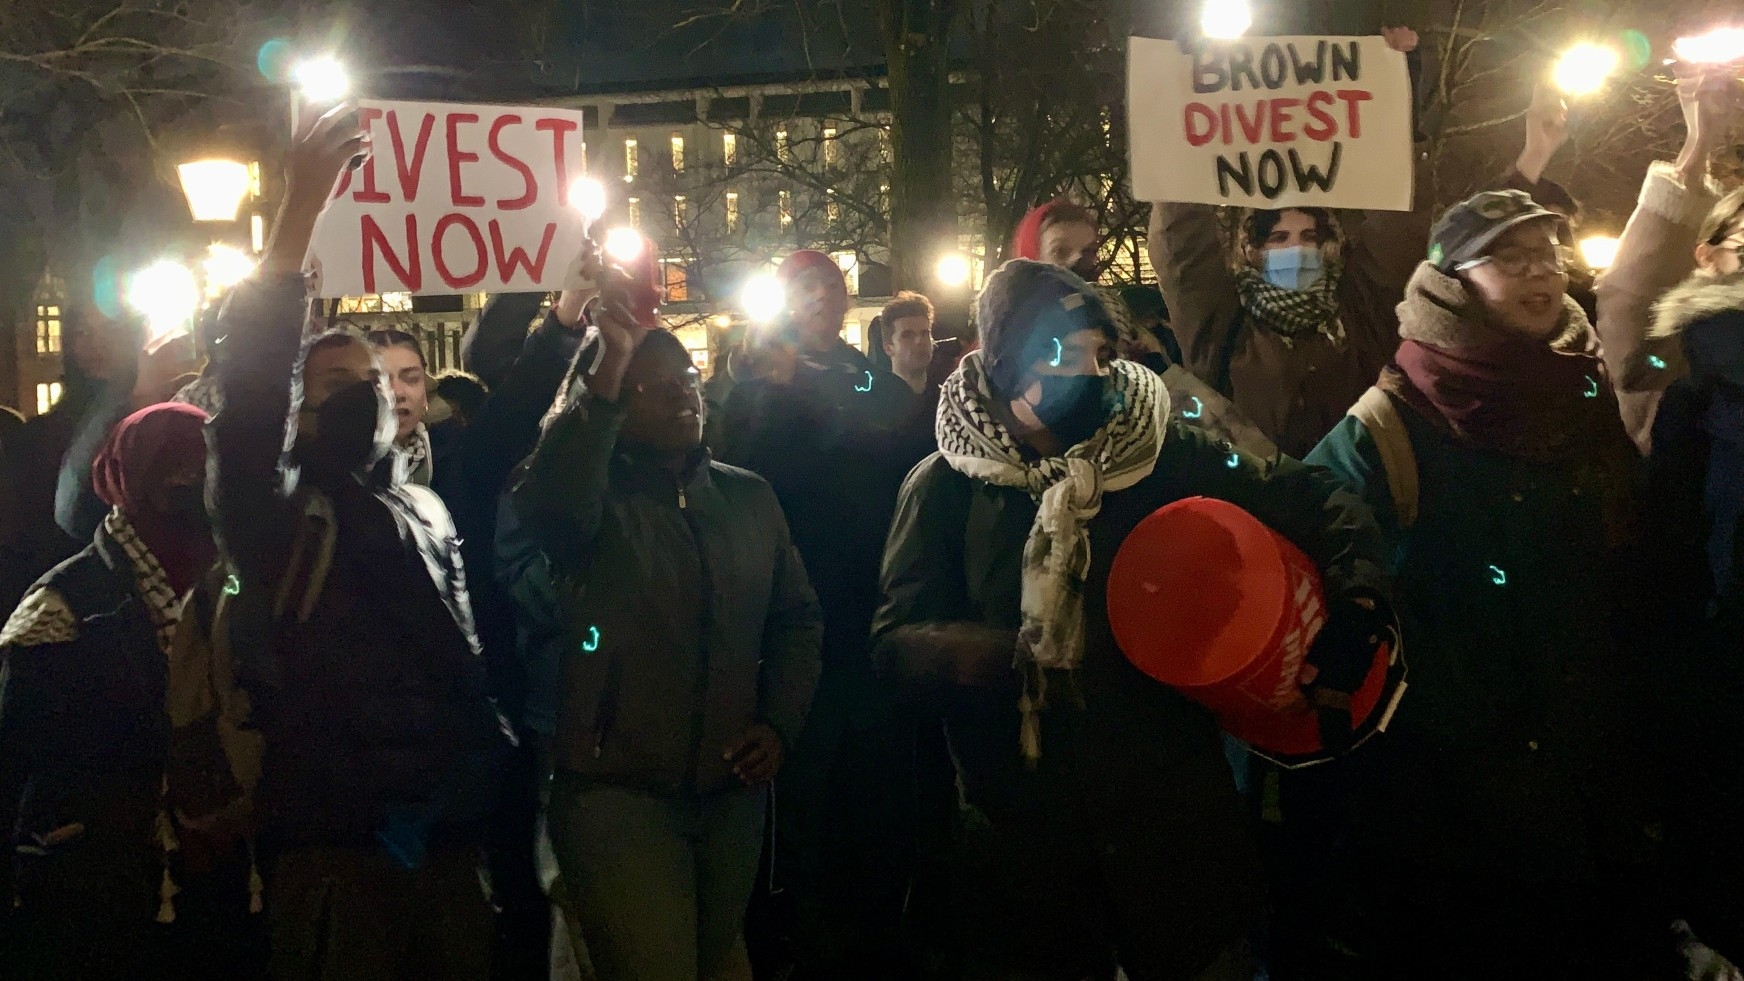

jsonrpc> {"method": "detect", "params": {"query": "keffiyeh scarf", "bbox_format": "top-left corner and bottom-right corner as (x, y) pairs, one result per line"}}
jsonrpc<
(936, 351), (1168, 758)
(107, 509), (187, 655)
(1235, 260), (1346, 346)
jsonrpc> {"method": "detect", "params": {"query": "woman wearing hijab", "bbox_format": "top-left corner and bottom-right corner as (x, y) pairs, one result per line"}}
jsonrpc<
(0, 403), (256, 981)
(1305, 191), (1660, 977)
(874, 260), (1390, 980)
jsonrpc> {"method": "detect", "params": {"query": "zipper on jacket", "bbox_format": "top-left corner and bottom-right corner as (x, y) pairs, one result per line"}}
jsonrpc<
(678, 471), (713, 793)
(678, 485), (687, 510)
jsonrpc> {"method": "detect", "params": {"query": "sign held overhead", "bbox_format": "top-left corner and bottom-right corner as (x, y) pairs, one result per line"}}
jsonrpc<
(1128, 35), (1414, 211)
(305, 100), (590, 298)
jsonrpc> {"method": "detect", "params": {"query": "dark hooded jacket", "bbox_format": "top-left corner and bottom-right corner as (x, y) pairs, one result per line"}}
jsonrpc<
(209, 276), (505, 847)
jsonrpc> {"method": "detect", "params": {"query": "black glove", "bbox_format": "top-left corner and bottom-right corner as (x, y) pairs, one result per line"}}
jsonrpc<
(1304, 592), (1394, 755)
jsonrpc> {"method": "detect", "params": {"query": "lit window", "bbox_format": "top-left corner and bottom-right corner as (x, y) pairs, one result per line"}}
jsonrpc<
(35, 381), (62, 416)
(250, 214), (267, 253)
(722, 133), (738, 167)
(823, 127), (839, 166)
(35, 304), (61, 354)
(879, 183), (890, 217)
(826, 194), (840, 226)
(831, 252), (860, 296)
(674, 195), (688, 227)
(248, 161), (262, 198)
(776, 130), (789, 163)
(671, 133), (685, 172)
(779, 190), (793, 227)
(628, 197), (642, 229)
(580, 141), (589, 171)
(663, 260), (690, 302)
(380, 292), (413, 312)
(725, 191), (740, 233)
(625, 138), (639, 179)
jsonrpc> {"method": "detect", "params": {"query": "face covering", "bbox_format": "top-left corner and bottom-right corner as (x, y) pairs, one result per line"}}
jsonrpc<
(91, 402), (216, 594)
(1262, 246), (1325, 291)
(298, 379), (389, 481)
(162, 484), (211, 535)
(1033, 374), (1112, 448)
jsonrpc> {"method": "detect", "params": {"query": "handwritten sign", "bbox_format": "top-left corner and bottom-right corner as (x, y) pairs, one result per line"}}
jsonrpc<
(1128, 36), (1413, 211)
(305, 100), (589, 298)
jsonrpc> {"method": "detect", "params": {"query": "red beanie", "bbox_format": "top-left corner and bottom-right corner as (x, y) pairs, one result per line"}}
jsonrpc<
(1010, 201), (1064, 262)
(776, 250), (845, 290)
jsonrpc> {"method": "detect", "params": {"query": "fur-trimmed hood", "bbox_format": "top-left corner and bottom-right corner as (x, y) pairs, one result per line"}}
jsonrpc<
(1649, 270), (1744, 340)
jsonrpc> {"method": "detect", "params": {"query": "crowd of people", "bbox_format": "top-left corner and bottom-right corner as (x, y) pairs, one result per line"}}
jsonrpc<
(9, 25), (1744, 981)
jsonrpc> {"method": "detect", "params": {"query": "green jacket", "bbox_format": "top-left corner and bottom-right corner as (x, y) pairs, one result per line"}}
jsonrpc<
(505, 393), (824, 796)
(1307, 403), (1657, 879)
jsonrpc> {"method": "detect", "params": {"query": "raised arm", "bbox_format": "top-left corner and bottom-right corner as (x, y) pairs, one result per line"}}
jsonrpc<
(1148, 202), (1243, 392)
(462, 293), (549, 391)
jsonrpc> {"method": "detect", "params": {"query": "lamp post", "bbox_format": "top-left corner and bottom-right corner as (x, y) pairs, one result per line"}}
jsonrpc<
(177, 160), (254, 223)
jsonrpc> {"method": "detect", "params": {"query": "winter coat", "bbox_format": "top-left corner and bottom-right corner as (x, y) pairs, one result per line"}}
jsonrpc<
(1147, 169), (1434, 459)
(872, 425), (1389, 966)
(1593, 162), (1725, 452)
(209, 276), (505, 846)
(503, 391), (823, 795)
(1306, 377), (1658, 884)
(0, 518), (257, 917)
(0, 386), (96, 614)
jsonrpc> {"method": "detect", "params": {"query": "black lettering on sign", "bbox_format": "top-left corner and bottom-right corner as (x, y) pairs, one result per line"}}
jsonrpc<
(1259, 45), (1288, 89)
(1227, 47), (1262, 92)
(1214, 143), (1346, 199)
(1216, 154), (1253, 196)
(1288, 41), (1328, 84)
(1331, 41), (1361, 82)
(1290, 143), (1343, 191)
(1257, 150), (1287, 198)
(1192, 45), (1228, 94)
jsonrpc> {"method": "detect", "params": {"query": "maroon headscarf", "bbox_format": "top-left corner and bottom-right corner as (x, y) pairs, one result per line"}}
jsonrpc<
(92, 402), (215, 593)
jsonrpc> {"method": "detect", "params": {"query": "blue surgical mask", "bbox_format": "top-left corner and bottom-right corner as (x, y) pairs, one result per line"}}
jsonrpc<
(1262, 246), (1325, 291)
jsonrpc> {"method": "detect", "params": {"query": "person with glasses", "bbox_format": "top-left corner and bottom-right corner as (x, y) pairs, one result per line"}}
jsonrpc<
(1303, 190), (1664, 977)
(502, 286), (823, 981)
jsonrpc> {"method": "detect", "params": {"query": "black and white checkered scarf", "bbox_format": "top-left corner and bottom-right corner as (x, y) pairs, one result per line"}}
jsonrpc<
(1235, 260), (1346, 346)
(936, 351), (1167, 758)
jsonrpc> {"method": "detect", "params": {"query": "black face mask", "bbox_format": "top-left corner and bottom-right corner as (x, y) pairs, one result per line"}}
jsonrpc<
(1033, 374), (1111, 448)
(1070, 257), (1100, 283)
(298, 379), (385, 481)
(162, 484), (211, 535)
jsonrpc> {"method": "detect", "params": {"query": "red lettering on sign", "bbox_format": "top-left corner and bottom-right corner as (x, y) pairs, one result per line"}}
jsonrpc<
(433, 213), (489, 289)
(489, 115), (537, 210)
(1336, 89), (1373, 139)
(1232, 101), (1267, 144)
(387, 111), (437, 203)
(1268, 97), (1301, 143)
(1184, 103), (1218, 147)
(445, 113), (484, 207)
(349, 108), (390, 203)
(362, 214), (421, 293)
(536, 118), (579, 206)
(490, 220), (557, 281)
(1302, 91), (1338, 141)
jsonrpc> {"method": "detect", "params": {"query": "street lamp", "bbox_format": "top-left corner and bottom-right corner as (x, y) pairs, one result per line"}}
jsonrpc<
(936, 253), (973, 289)
(1579, 235), (1621, 271)
(125, 261), (200, 351)
(1674, 27), (1744, 65)
(1552, 43), (1621, 97)
(603, 227), (645, 265)
(177, 160), (253, 223)
(1201, 0), (1251, 40)
(570, 177), (608, 224)
(291, 55), (350, 105)
(741, 274), (786, 323)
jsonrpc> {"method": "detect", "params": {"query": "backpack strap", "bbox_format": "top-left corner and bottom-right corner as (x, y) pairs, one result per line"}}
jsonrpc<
(1348, 387), (1420, 530)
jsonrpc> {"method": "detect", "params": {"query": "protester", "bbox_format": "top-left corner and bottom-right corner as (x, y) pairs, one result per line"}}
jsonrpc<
(208, 106), (505, 981)
(882, 292), (937, 395)
(367, 328), (435, 484)
(1304, 190), (1661, 977)
(1148, 27), (1427, 459)
(0, 305), (140, 613)
(502, 282), (823, 980)
(0, 402), (262, 981)
(873, 259), (1390, 980)
(1594, 74), (1742, 451)
(431, 370), (488, 430)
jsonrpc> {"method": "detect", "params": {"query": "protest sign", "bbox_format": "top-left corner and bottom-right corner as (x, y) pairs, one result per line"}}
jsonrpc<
(305, 100), (589, 298)
(1128, 35), (1413, 211)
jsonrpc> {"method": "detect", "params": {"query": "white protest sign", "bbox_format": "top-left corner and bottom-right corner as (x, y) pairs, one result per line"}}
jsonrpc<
(305, 100), (589, 298)
(1128, 35), (1413, 211)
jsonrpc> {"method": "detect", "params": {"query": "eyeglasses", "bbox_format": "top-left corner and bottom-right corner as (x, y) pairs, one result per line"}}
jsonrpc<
(1457, 245), (1574, 278)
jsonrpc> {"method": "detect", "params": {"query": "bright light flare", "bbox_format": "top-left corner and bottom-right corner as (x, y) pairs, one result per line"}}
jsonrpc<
(741, 274), (786, 323)
(603, 227), (645, 265)
(202, 244), (257, 297)
(570, 177), (607, 223)
(711, 313), (733, 329)
(291, 56), (349, 104)
(125, 261), (200, 346)
(1675, 28), (1744, 65)
(1200, 0), (1251, 40)
(937, 253), (972, 288)
(1579, 235), (1621, 271)
(177, 160), (252, 223)
(1552, 43), (1622, 97)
